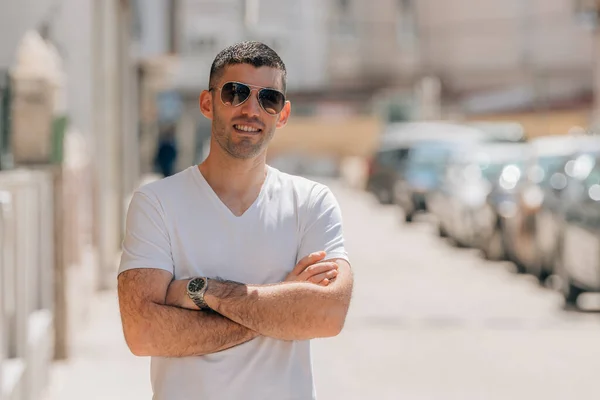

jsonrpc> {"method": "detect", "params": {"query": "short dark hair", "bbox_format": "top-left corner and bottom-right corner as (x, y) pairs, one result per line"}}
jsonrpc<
(209, 41), (287, 92)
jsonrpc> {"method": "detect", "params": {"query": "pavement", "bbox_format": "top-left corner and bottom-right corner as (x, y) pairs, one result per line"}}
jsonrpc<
(45, 178), (600, 400)
(44, 291), (153, 400)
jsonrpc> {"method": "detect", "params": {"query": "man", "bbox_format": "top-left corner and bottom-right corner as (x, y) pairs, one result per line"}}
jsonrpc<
(117, 41), (353, 400)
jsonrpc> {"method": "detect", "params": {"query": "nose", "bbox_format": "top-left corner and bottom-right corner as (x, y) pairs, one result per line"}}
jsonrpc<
(240, 89), (262, 117)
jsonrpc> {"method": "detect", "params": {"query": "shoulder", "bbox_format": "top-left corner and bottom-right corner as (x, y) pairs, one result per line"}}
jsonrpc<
(135, 167), (196, 203)
(267, 166), (332, 206)
(127, 168), (197, 218)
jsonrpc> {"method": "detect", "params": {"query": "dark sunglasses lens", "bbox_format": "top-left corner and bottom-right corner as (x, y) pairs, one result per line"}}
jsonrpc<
(221, 82), (251, 106)
(259, 89), (285, 114)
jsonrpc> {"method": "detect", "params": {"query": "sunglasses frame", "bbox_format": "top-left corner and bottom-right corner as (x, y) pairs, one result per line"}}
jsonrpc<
(211, 81), (287, 115)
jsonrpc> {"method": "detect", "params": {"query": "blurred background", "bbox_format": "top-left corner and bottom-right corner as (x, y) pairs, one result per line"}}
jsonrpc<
(4, 0), (600, 399)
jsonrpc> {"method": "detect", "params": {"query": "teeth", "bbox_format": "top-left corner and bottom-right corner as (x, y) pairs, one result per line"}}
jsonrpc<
(235, 125), (260, 132)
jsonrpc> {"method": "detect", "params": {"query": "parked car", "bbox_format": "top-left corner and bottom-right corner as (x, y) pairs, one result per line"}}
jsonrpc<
(367, 122), (487, 205)
(468, 143), (530, 260)
(366, 144), (410, 204)
(439, 142), (529, 250)
(466, 121), (526, 143)
(502, 136), (579, 281)
(556, 149), (600, 307)
(395, 140), (461, 222)
(532, 154), (572, 281)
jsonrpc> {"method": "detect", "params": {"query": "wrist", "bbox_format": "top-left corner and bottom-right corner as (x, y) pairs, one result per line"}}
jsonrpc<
(204, 279), (248, 313)
(166, 279), (196, 309)
(203, 279), (223, 312)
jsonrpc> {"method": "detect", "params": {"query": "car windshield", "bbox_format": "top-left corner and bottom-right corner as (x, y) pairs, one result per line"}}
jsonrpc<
(580, 163), (600, 202)
(408, 144), (453, 169)
(539, 155), (569, 176)
(480, 162), (506, 181)
(584, 167), (600, 185)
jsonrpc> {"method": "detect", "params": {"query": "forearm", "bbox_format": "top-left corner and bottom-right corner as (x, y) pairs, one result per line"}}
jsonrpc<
(204, 280), (351, 341)
(123, 295), (257, 357)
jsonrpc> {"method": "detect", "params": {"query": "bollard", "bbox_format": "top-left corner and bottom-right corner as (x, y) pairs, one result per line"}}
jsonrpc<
(26, 170), (55, 397)
(0, 187), (26, 400)
(0, 170), (55, 400)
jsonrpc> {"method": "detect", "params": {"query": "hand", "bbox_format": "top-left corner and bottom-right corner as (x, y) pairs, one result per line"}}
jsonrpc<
(285, 251), (339, 286)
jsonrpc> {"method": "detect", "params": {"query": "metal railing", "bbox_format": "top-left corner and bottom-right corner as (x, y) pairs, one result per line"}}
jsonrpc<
(0, 169), (55, 400)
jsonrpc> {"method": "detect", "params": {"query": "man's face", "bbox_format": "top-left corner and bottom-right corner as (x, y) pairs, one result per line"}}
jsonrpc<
(201, 64), (290, 160)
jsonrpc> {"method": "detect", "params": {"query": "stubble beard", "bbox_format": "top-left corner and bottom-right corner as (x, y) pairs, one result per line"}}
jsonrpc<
(212, 113), (275, 160)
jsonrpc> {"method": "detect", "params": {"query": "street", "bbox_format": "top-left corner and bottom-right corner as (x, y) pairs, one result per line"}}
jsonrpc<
(314, 180), (600, 400)
(46, 179), (600, 400)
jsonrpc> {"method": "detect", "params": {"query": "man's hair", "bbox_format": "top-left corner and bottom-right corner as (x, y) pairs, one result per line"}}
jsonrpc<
(209, 41), (287, 92)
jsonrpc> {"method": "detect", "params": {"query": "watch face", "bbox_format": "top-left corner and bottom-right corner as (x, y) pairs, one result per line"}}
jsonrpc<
(188, 278), (206, 293)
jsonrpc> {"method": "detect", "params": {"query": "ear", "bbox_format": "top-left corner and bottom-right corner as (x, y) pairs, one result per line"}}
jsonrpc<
(199, 90), (213, 120)
(276, 101), (292, 129)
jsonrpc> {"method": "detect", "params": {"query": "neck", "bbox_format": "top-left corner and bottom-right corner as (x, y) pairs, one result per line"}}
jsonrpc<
(198, 142), (267, 198)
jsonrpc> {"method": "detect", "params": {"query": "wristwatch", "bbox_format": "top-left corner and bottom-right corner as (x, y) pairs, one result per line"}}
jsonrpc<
(186, 277), (210, 310)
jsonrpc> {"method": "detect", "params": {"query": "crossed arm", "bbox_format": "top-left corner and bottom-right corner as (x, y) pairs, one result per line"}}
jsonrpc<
(118, 186), (352, 358)
(118, 256), (353, 358)
(118, 268), (257, 357)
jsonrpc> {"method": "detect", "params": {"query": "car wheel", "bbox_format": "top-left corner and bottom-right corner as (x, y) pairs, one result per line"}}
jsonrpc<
(536, 267), (551, 285)
(438, 224), (448, 237)
(482, 228), (504, 261)
(513, 260), (527, 274)
(528, 241), (549, 284)
(563, 279), (584, 308)
(554, 239), (583, 308)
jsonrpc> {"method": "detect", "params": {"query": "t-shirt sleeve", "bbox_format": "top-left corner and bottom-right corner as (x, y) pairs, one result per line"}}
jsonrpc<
(297, 185), (350, 264)
(118, 190), (174, 276)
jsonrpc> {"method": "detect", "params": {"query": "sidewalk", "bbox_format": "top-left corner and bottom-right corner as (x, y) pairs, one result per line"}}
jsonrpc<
(44, 290), (153, 400)
(44, 174), (164, 399)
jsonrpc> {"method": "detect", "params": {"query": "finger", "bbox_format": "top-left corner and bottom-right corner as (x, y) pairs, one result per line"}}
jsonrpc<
(299, 262), (338, 281)
(291, 251), (326, 275)
(308, 269), (338, 284)
(319, 278), (330, 286)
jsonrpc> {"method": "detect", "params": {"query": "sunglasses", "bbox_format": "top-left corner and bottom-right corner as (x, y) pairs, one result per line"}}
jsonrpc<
(211, 81), (286, 115)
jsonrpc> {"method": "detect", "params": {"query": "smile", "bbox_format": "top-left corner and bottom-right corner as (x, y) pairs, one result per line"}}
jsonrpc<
(234, 124), (262, 133)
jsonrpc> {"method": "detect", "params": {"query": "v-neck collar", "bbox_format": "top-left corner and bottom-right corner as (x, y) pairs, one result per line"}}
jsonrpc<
(192, 165), (273, 220)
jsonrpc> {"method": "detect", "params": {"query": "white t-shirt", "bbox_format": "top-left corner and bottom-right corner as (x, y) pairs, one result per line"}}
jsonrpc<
(118, 165), (349, 400)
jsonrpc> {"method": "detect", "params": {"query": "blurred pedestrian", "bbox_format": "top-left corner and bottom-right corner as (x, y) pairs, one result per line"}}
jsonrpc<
(154, 124), (178, 177)
(117, 41), (354, 400)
